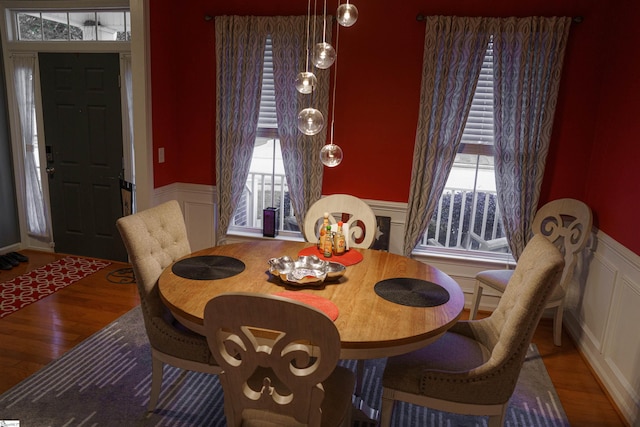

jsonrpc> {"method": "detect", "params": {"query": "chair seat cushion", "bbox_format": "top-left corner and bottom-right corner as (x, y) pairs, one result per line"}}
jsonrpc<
(382, 332), (490, 395)
(241, 365), (355, 427)
(477, 269), (566, 302)
(476, 269), (513, 292)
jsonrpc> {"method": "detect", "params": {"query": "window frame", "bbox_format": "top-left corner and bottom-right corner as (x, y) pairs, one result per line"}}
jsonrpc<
(227, 35), (301, 240)
(3, 4), (131, 50)
(413, 38), (513, 262)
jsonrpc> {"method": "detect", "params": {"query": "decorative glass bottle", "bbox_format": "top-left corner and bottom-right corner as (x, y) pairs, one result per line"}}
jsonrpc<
(333, 221), (346, 255)
(323, 225), (333, 257)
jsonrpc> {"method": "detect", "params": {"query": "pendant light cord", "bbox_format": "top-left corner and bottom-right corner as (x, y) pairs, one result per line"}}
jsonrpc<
(322, 0), (328, 43)
(329, 10), (340, 145)
(304, 0), (311, 72)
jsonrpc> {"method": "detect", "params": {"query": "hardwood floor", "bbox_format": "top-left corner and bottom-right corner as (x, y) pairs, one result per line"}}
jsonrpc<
(0, 250), (627, 426)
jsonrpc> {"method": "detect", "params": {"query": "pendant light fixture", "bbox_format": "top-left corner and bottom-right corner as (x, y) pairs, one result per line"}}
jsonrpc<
(297, 107), (325, 135)
(336, 1), (358, 27)
(320, 4), (344, 168)
(312, 0), (336, 69)
(296, 0), (324, 135)
(295, 0), (317, 94)
(297, 0), (359, 164)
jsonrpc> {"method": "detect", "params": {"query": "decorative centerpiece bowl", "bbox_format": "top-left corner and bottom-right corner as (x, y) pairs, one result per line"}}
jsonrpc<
(268, 255), (346, 286)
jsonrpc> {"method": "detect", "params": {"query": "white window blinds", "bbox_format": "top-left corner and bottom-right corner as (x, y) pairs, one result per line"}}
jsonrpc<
(257, 35), (277, 129)
(460, 40), (494, 146)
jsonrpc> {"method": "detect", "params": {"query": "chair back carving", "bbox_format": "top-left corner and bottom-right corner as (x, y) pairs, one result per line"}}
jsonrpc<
(303, 194), (377, 249)
(532, 198), (592, 290)
(204, 292), (342, 427)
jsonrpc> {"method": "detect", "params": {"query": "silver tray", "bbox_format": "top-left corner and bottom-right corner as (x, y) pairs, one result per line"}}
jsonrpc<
(268, 255), (346, 286)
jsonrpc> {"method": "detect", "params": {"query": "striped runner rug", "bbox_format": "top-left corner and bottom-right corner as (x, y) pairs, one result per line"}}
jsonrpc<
(0, 307), (569, 426)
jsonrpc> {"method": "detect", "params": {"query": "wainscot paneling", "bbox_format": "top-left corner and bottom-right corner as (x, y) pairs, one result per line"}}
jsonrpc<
(154, 183), (639, 425)
(565, 230), (640, 426)
(153, 183), (216, 252)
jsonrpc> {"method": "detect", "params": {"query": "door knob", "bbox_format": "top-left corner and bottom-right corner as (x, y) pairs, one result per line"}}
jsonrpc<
(46, 167), (55, 176)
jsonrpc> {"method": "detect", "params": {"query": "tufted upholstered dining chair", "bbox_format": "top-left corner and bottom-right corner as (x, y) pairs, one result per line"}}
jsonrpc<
(379, 234), (564, 427)
(303, 194), (377, 249)
(116, 200), (220, 412)
(469, 198), (592, 346)
(204, 292), (355, 427)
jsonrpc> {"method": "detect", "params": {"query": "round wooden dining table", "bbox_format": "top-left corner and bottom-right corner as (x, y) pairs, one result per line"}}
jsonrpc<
(158, 240), (464, 360)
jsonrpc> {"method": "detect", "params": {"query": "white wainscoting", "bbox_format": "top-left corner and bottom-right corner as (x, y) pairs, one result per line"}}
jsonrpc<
(153, 183), (217, 252)
(154, 183), (639, 425)
(564, 230), (640, 426)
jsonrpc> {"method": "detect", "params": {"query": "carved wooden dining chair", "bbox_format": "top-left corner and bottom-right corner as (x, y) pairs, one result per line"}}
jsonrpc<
(204, 292), (355, 427)
(303, 194), (377, 249)
(380, 234), (564, 426)
(469, 198), (593, 346)
(116, 200), (220, 411)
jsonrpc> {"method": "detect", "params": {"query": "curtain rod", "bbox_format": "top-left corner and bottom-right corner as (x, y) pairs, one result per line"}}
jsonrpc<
(204, 14), (335, 21)
(415, 14), (583, 23)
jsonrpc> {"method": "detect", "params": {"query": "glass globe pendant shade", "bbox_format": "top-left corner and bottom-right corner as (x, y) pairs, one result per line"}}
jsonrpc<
(312, 42), (336, 69)
(320, 143), (343, 167)
(337, 3), (358, 27)
(295, 71), (317, 94)
(297, 108), (325, 135)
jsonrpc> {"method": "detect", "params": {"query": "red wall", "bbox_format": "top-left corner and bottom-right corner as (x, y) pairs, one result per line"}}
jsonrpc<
(149, 0), (640, 255)
(583, 0), (640, 256)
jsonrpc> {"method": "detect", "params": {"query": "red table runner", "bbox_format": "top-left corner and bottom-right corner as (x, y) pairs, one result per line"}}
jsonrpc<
(274, 291), (339, 320)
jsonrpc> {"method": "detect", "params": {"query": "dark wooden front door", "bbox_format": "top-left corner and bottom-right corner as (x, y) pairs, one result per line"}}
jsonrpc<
(39, 53), (127, 261)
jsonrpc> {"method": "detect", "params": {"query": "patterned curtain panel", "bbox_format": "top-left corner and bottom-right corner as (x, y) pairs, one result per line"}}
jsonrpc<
(402, 16), (491, 256)
(492, 16), (572, 259)
(13, 54), (50, 239)
(271, 16), (330, 229)
(214, 16), (268, 245)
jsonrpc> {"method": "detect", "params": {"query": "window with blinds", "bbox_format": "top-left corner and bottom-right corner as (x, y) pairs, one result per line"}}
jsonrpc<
(420, 39), (511, 258)
(231, 35), (299, 236)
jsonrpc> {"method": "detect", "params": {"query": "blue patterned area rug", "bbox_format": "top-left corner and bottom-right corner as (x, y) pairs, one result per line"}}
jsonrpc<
(0, 307), (569, 426)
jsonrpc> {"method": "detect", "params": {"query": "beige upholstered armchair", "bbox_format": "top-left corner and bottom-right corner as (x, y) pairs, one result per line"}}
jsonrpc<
(116, 200), (220, 411)
(204, 292), (355, 427)
(380, 234), (565, 426)
(469, 198), (592, 345)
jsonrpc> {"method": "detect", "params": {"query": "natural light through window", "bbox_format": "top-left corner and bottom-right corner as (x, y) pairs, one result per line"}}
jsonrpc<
(230, 35), (299, 236)
(12, 10), (131, 41)
(418, 38), (511, 258)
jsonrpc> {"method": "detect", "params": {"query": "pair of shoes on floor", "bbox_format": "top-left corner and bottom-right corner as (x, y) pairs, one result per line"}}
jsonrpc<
(0, 252), (29, 270)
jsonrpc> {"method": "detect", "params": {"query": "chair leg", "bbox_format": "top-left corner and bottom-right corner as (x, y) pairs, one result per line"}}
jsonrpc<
(379, 391), (395, 427)
(488, 404), (507, 427)
(469, 281), (484, 320)
(147, 355), (164, 412)
(553, 303), (564, 346)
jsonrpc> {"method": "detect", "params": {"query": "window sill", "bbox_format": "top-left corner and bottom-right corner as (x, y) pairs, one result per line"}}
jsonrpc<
(226, 229), (305, 243)
(411, 246), (515, 268)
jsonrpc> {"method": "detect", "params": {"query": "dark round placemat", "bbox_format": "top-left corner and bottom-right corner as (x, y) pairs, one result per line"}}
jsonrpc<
(374, 278), (450, 307)
(171, 255), (245, 280)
